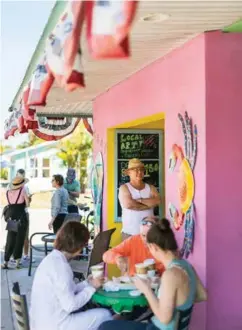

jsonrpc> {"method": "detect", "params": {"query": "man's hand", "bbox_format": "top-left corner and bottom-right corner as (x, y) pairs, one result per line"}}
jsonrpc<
(88, 275), (104, 289)
(116, 256), (128, 275)
(119, 185), (150, 210)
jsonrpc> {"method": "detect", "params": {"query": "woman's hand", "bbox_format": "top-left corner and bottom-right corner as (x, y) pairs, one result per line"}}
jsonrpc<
(88, 275), (104, 290)
(133, 276), (152, 295)
(116, 256), (128, 275)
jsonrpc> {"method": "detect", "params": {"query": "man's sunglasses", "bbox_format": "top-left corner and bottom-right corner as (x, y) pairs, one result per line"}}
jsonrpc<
(141, 219), (153, 227)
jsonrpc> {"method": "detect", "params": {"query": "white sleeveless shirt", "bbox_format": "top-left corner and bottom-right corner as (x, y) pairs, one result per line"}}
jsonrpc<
(121, 182), (154, 235)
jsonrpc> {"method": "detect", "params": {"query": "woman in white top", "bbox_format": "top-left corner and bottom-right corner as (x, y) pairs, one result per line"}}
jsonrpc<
(30, 221), (112, 330)
(119, 158), (161, 240)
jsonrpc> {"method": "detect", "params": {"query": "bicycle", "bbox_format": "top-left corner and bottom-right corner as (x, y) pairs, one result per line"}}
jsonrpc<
(78, 196), (95, 239)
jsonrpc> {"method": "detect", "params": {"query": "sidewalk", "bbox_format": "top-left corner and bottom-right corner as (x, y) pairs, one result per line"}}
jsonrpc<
(1, 208), (51, 329)
(1, 252), (43, 330)
(1, 266), (14, 330)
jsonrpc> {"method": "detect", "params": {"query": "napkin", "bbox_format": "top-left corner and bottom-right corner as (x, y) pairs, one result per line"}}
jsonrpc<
(103, 281), (120, 292)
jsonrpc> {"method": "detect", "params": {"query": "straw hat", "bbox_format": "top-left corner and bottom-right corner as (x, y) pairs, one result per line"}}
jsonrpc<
(124, 158), (145, 175)
(9, 176), (28, 190)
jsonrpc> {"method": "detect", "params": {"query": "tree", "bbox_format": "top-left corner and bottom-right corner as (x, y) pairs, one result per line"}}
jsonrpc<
(0, 141), (11, 180)
(0, 141), (11, 154)
(56, 122), (92, 193)
(16, 131), (43, 149)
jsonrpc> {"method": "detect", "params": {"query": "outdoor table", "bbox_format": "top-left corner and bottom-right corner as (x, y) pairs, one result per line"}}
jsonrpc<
(92, 289), (148, 314)
(41, 234), (56, 255)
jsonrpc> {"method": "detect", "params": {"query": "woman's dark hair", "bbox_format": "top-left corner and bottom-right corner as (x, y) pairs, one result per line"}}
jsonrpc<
(17, 169), (25, 176)
(53, 174), (64, 186)
(147, 218), (178, 251)
(54, 221), (90, 254)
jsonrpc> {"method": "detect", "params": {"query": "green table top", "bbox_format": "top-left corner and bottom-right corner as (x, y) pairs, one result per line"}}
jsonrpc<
(92, 289), (148, 314)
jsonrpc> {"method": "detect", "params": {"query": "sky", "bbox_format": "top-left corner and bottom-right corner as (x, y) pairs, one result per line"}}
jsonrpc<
(0, 0), (55, 146)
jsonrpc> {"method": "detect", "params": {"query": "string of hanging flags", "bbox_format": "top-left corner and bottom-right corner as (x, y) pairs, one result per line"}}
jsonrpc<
(5, 0), (138, 141)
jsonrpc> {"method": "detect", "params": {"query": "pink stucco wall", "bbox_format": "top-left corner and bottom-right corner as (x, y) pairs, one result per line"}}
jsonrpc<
(93, 31), (242, 329)
(205, 31), (242, 330)
(93, 34), (207, 330)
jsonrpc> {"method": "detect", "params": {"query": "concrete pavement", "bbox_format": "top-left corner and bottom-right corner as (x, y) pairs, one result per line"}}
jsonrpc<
(1, 208), (51, 330)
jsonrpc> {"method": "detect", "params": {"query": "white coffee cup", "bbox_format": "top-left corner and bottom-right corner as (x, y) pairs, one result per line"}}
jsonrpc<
(91, 264), (104, 279)
(135, 263), (147, 275)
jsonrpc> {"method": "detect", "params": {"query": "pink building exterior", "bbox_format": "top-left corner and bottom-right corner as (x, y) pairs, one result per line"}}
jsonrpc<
(93, 31), (242, 330)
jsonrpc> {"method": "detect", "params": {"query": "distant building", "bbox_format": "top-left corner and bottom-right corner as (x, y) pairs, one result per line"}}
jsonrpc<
(1, 141), (65, 192)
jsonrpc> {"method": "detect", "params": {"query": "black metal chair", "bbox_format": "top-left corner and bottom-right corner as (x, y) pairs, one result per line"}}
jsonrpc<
(70, 227), (116, 280)
(28, 232), (55, 276)
(11, 282), (30, 330)
(135, 305), (193, 329)
(28, 215), (90, 276)
(176, 305), (193, 330)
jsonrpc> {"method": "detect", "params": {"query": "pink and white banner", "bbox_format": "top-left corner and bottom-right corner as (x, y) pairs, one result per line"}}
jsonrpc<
(27, 56), (54, 107)
(86, 0), (138, 59)
(45, 0), (85, 92)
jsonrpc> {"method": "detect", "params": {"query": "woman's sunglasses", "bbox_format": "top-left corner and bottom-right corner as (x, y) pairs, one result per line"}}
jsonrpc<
(141, 219), (153, 227)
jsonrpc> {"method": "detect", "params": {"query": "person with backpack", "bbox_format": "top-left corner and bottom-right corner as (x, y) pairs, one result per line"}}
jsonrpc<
(1, 176), (30, 269)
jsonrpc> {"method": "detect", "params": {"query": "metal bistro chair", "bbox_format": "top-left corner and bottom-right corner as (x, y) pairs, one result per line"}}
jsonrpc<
(70, 228), (116, 280)
(28, 215), (86, 276)
(28, 232), (56, 276)
(11, 282), (30, 330)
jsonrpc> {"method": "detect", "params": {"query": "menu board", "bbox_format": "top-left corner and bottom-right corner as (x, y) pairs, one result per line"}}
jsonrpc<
(115, 130), (163, 222)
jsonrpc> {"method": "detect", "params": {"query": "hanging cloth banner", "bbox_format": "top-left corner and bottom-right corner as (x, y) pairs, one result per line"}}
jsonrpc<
(83, 118), (93, 136)
(86, 0), (138, 59)
(27, 56), (55, 107)
(33, 116), (80, 141)
(46, 0), (85, 92)
(15, 103), (28, 134)
(22, 86), (39, 130)
(4, 113), (18, 139)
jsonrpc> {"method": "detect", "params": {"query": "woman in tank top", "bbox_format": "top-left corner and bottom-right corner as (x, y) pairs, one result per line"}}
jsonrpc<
(2, 176), (29, 269)
(98, 218), (207, 330)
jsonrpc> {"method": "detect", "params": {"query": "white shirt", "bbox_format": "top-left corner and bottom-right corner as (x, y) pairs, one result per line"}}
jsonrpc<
(120, 183), (154, 235)
(24, 184), (31, 213)
(30, 249), (97, 330)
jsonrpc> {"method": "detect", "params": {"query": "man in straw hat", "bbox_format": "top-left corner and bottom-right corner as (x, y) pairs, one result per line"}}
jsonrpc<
(119, 158), (161, 241)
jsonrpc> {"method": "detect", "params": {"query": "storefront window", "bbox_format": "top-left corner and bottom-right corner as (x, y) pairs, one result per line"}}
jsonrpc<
(29, 158), (38, 178)
(42, 158), (51, 178)
(42, 158), (50, 167)
(42, 169), (50, 177)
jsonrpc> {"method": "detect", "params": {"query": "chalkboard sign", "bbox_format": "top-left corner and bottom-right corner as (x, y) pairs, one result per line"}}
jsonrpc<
(117, 133), (160, 159)
(115, 129), (164, 222)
